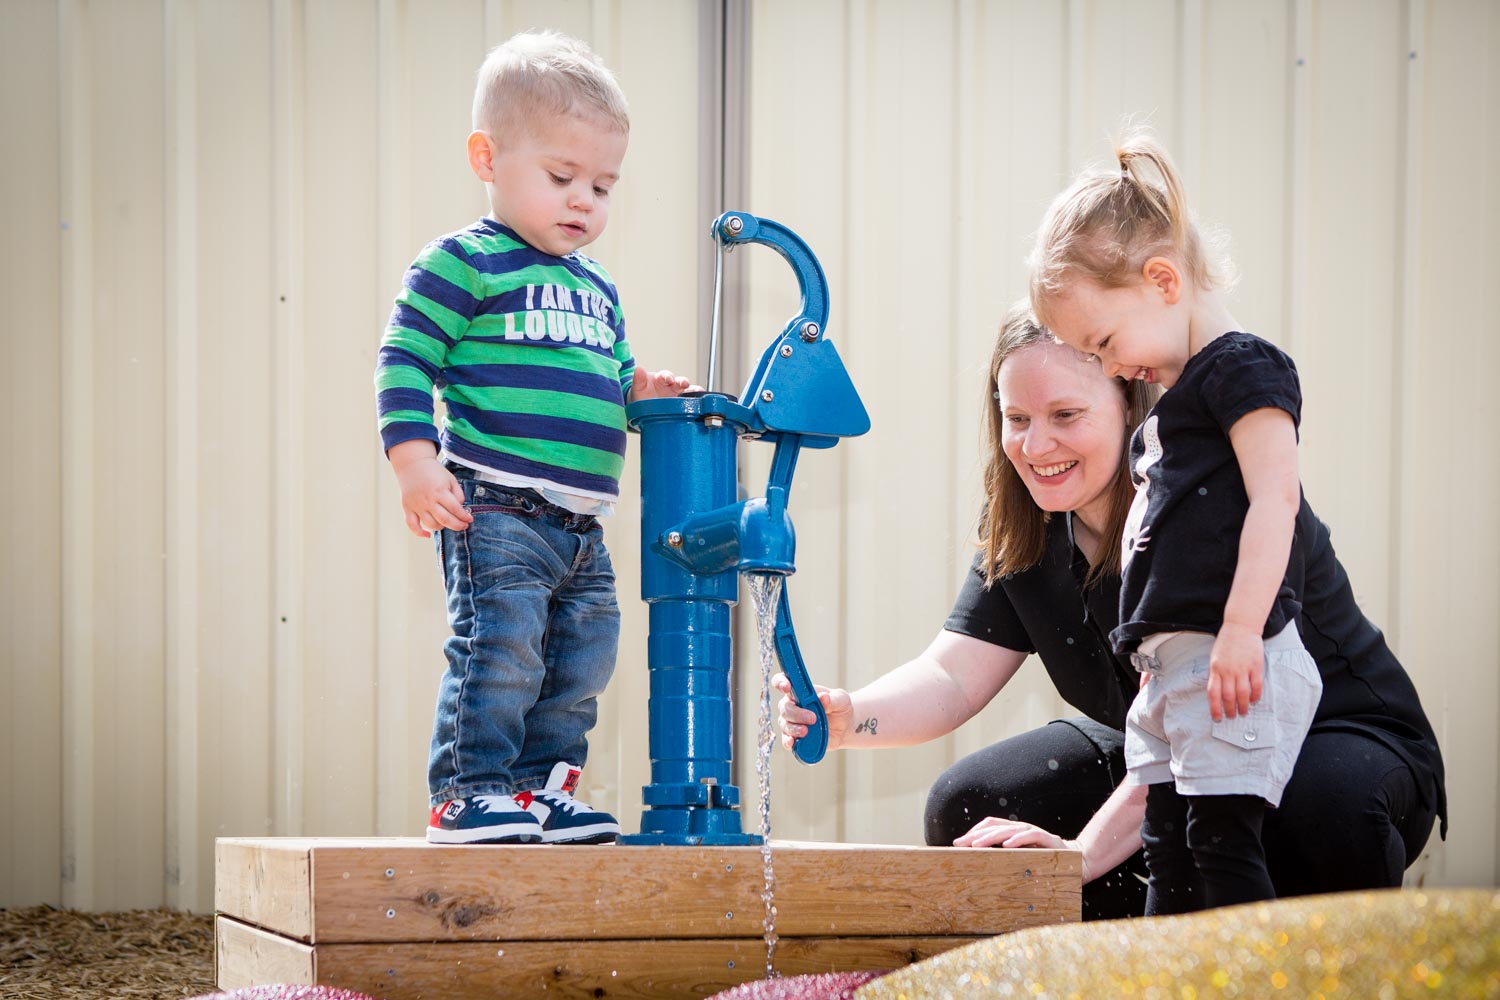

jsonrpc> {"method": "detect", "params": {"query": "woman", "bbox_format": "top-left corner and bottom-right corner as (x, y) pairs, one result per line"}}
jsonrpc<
(776, 305), (1446, 919)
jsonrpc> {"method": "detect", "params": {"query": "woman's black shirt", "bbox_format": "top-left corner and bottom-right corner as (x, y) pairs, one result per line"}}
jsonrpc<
(945, 506), (1447, 834)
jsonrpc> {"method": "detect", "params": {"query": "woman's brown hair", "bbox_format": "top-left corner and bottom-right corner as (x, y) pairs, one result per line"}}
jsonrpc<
(978, 302), (1156, 587)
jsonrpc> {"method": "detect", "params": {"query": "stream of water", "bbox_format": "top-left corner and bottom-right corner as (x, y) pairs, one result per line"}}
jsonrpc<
(746, 573), (783, 980)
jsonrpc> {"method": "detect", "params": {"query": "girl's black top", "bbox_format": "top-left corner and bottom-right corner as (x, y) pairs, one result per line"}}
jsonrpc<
(1112, 332), (1303, 652)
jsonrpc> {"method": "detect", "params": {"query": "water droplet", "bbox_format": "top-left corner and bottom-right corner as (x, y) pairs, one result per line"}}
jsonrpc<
(1047, 758), (1059, 770)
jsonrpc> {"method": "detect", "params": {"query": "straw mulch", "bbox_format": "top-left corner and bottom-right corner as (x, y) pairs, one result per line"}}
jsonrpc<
(0, 905), (216, 999)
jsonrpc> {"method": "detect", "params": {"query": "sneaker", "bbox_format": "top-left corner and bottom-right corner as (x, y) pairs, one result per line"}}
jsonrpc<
(427, 794), (543, 844)
(514, 762), (620, 844)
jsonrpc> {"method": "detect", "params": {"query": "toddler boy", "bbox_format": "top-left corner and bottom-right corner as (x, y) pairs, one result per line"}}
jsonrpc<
(375, 31), (689, 844)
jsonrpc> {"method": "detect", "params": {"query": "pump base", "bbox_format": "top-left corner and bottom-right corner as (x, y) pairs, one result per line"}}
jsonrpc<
(617, 831), (762, 846)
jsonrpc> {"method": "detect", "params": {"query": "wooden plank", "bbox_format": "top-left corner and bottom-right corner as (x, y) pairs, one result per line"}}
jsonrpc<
(315, 935), (977, 999)
(216, 916), (314, 988)
(213, 838), (1078, 942)
(215, 839), (314, 940)
(308, 840), (1074, 942)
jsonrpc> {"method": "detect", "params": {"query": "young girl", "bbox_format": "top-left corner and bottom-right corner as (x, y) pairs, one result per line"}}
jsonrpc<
(1028, 131), (1323, 913)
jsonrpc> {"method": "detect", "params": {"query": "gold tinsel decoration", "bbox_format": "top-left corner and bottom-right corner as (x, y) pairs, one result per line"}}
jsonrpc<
(856, 888), (1500, 1000)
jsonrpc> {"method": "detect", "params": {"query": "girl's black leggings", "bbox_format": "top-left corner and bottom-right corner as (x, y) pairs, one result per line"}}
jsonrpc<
(924, 717), (1434, 920)
(1141, 786), (1272, 914)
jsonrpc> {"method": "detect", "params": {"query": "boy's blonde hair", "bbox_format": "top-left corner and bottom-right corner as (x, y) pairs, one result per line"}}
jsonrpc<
(979, 302), (1156, 587)
(473, 31), (629, 141)
(1029, 129), (1233, 323)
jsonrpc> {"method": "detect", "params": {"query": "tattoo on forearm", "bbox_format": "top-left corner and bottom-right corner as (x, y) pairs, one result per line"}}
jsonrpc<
(854, 717), (878, 735)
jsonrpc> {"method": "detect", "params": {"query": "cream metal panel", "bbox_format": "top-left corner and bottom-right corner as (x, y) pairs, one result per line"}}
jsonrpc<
(1394, 0), (1500, 889)
(744, 0), (1497, 891)
(737, 0), (853, 847)
(3, 0), (1496, 915)
(0, 0), (702, 913)
(74, 0), (171, 911)
(1, 0), (64, 909)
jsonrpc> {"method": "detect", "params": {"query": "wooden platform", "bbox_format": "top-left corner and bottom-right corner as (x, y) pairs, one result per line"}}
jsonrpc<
(214, 837), (1080, 998)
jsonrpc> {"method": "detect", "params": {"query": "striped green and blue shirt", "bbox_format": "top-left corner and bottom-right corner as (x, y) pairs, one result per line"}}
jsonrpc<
(375, 219), (636, 500)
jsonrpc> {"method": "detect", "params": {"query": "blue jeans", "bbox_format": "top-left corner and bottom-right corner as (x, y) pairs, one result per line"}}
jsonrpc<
(429, 474), (620, 804)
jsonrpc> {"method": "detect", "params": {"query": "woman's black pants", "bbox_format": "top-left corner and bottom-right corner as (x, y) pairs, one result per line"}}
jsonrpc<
(923, 717), (1434, 920)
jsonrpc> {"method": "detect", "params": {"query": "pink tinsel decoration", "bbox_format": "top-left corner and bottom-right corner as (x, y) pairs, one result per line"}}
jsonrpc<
(190, 987), (383, 1000)
(707, 970), (890, 1000)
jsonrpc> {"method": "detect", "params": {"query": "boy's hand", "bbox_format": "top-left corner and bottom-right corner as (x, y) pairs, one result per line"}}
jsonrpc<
(1206, 621), (1265, 721)
(388, 441), (473, 539)
(630, 368), (697, 400)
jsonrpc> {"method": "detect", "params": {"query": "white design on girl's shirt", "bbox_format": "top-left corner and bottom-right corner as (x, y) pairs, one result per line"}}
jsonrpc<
(1121, 414), (1163, 569)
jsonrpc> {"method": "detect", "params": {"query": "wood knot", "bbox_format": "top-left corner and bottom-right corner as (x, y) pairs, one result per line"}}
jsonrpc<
(437, 897), (503, 929)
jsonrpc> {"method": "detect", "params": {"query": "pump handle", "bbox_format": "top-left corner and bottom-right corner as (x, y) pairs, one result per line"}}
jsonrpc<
(774, 584), (829, 765)
(760, 435), (826, 763)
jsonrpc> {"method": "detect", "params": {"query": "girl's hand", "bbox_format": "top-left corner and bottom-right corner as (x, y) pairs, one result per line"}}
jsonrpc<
(631, 368), (697, 400)
(392, 449), (472, 539)
(1207, 621), (1265, 721)
(773, 673), (852, 752)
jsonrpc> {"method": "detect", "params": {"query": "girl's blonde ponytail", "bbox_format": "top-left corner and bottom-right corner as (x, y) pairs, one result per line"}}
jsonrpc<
(1030, 128), (1233, 322)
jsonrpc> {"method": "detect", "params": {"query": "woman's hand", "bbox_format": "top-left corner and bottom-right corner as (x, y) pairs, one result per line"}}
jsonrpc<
(953, 816), (1071, 851)
(953, 817), (1089, 880)
(773, 673), (852, 753)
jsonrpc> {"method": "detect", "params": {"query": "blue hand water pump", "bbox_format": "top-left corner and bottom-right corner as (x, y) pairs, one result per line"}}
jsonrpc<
(618, 212), (870, 846)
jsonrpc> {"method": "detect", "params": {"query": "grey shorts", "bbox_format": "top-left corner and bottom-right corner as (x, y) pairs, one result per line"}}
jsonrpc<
(1123, 622), (1322, 807)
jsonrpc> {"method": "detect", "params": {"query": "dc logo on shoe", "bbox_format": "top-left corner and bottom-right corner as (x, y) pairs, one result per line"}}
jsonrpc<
(440, 800), (466, 821)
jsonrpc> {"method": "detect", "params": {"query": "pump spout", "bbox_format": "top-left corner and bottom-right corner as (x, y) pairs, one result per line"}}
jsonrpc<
(655, 496), (796, 578)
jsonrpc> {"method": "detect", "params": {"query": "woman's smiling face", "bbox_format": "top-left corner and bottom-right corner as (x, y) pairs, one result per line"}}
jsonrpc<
(996, 339), (1127, 535)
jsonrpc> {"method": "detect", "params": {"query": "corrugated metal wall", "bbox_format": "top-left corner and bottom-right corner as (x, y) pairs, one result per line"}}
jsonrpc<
(3, 0), (1496, 915)
(742, 0), (1500, 894)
